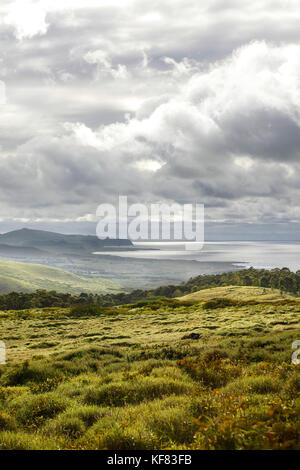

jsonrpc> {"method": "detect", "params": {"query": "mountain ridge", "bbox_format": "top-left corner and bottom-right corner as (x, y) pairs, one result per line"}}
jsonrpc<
(0, 228), (132, 253)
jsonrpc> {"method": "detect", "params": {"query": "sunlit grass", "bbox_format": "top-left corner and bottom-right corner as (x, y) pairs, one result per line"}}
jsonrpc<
(0, 287), (299, 449)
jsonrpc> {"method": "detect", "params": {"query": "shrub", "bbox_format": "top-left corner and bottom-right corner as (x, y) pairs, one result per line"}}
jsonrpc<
(203, 298), (239, 309)
(178, 356), (241, 389)
(69, 406), (106, 427)
(0, 410), (16, 431)
(187, 395), (220, 418)
(0, 386), (9, 401)
(11, 393), (69, 426)
(248, 376), (282, 394)
(225, 375), (282, 395)
(57, 405), (106, 427)
(45, 415), (85, 440)
(146, 408), (198, 444)
(285, 372), (300, 396)
(85, 424), (159, 450)
(1, 361), (62, 386)
(68, 305), (120, 317)
(0, 431), (61, 450)
(84, 378), (192, 406)
(29, 377), (65, 394)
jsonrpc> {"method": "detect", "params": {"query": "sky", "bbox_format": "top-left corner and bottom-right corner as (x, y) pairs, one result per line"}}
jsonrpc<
(0, 0), (300, 239)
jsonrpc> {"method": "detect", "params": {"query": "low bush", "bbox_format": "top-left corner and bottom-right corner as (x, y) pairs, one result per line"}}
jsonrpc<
(224, 375), (282, 395)
(202, 298), (239, 309)
(84, 377), (192, 406)
(0, 431), (62, 450)
(10, 392), (69, 426)
(85, 424), (159, 450)
(1, 361), (62, 386)
(0, 410), (16, 431)
(45, 415), (85, 440)
(68, 304), (119, 317)
(145, 408), (198, 444)
(178, 355), (241, 389)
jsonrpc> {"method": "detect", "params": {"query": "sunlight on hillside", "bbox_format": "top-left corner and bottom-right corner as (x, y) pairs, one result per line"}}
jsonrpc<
(179, 286), (296, 302)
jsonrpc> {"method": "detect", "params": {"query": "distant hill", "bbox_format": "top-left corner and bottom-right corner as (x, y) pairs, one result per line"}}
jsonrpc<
(0, 244), (47, 257)
(0, 228), (132, 254)
(179, 285), (296, 302)
(0, 259), (121, 295)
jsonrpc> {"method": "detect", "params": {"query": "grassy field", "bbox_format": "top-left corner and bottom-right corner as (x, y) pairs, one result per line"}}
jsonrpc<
(179, 285), (296, 302)
(0, 259), (121, 295)
(0, 286), (299, 450)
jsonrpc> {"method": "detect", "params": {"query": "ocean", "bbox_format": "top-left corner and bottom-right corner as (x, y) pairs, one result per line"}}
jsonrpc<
(95, 241), (300, 272)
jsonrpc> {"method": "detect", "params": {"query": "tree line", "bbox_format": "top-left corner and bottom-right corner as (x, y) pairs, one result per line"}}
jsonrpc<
(0, 267), (299, 311)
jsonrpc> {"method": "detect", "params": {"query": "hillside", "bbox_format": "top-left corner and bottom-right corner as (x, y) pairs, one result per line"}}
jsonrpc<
(0, 228), (132, 253)
(0, 259), (121, 294)
(178, 285), (296, 302)
(0, 244), (47, 257)
(0, 292), (299, 449)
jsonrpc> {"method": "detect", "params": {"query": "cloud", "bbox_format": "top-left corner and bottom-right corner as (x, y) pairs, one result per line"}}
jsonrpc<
(84, 50), (129, 80)
(59, 41), (300, 219)
(3, 0), (49, 40)
(0, 0), (134, 40)
(0, 81), (6, 104)
(1, 2), (300, 230)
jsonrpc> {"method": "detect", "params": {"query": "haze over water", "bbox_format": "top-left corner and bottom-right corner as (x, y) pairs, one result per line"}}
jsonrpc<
(96, 241), (300, 272)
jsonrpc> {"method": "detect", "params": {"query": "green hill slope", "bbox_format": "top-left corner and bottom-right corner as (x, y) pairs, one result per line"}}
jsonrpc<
(178, 285), (296, 302)
(0, 244), (47, 256)
(0, 259), (121, 294)
(0, 228), (132, 253)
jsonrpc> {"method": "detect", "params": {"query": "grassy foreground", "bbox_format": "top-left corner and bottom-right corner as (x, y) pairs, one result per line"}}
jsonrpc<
(0, 286), (299, 450)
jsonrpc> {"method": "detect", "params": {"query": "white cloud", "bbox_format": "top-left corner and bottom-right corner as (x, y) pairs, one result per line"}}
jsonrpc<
(63, 122), (102, 149)
(71, 41), (300, 161)
(234, 156), (254, 170)
(3, 0), (49, 40)
(1, 0), (134, 40)
(84, 50), (129, 80)
(134, 159), (166, 172)
(163, 57), (197, 77)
